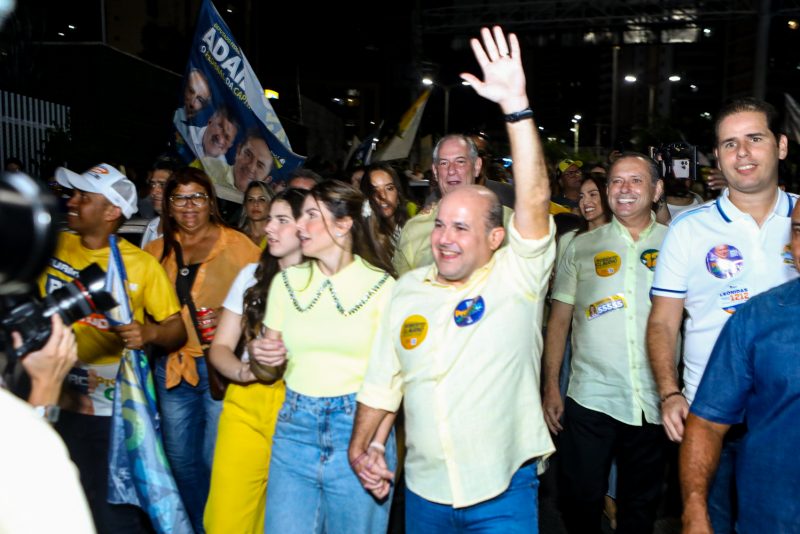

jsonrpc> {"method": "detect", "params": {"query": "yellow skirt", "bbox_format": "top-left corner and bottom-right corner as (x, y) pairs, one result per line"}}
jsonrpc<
(204, 380), (286, 534)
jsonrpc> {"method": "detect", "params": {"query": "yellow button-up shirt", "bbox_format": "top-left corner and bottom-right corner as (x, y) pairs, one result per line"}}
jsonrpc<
(551, 215), (671, 425)
(359, 215), (556, 507)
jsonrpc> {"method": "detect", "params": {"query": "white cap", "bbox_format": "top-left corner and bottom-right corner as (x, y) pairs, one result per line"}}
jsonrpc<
(55, 163), (138, 219)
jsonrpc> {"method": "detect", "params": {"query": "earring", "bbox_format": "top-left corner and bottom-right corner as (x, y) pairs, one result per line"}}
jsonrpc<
(335, 232), (343, 237)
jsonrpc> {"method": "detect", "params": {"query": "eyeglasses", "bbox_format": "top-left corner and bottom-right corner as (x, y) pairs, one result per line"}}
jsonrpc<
(148, 180), (167, 190)
(170, 193), (209, 207)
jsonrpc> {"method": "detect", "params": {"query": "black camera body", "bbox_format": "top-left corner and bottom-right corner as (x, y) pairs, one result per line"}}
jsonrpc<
(1, 264), (116, 358)
(0, 172), (116, 362)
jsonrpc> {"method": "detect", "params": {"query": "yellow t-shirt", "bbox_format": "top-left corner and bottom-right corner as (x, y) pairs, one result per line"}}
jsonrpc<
(39, 232), (180, 415)
(265, 256), (394, 397)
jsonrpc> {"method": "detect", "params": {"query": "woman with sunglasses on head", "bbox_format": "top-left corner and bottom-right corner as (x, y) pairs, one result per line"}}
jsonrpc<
(255, 180), (398, 533)
(144, 167), (261, 534)
(203, 188), (309, 534)
(239, 180), (274, 249)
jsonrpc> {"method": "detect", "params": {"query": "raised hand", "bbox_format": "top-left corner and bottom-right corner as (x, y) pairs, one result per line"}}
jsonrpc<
(461, 26), (527, 112)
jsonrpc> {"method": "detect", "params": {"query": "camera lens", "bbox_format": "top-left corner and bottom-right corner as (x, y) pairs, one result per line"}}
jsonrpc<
(42, 264), (117, 326)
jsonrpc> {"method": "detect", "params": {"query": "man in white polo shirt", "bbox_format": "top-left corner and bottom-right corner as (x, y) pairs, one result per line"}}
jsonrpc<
(543, 153), (669, 534)
(647, 97), (798, 533)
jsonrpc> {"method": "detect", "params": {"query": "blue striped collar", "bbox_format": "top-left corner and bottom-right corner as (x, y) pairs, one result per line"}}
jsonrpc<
(714, 187), (794, 223)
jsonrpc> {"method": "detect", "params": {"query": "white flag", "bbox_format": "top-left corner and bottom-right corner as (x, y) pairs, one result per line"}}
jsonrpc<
(374, 90), (431, 162)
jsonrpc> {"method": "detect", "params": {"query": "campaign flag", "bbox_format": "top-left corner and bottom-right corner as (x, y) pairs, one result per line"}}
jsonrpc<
(173, 0), (304, 201)
(105, 235), (192, 534)
(785, 93), (800, 145)
(347, 122), (384, 169)
(374, 89), (431, 162)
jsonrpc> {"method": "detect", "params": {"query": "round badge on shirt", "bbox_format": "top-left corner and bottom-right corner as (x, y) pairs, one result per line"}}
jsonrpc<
(594, 251), (621, 277)
(453, 296), (485, 327)
(705, 244), (744, 279)
(640, 249), (659, 271)
(400, 315), (428, 349)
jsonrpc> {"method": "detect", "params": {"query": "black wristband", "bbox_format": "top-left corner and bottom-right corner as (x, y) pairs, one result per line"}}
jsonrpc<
(503, 108), (534, 123)
(660, 390), (684, 403)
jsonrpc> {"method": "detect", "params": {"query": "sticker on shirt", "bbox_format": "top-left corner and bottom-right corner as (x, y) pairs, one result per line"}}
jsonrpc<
(640, 249), (659, 271)
(705, 244), (744, 279)
(453, 296), (485, 327)
(585, 294), (627, 321)
(594, 251), (621, 277)
(400, 314), (429, 349)
(718, 285), (750, 314)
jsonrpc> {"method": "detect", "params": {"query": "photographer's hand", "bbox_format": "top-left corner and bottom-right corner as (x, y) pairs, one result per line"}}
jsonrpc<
(13, 314), (77, 405)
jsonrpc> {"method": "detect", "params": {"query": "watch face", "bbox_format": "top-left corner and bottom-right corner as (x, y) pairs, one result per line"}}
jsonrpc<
(33, 405), (60, 423)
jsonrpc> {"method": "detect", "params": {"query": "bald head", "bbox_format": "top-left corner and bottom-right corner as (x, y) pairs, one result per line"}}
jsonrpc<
(441, 185), (503, 234)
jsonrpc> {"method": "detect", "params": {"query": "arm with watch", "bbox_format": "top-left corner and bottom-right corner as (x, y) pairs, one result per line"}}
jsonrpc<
(11, 314), (77, 422)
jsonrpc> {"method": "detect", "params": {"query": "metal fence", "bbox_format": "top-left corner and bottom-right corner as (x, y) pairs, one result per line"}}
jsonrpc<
(0, 90), (70, 176)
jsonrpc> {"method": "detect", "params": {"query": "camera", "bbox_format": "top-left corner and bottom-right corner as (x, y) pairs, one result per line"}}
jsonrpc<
(0, 171), (116, 360)
(649, 143), (698, 181)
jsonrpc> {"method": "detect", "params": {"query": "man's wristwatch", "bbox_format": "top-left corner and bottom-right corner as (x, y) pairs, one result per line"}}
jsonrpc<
(33, 404), (61, 423)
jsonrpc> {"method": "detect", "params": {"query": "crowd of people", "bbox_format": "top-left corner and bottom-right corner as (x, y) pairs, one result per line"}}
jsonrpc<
(3, 24), (799, 534)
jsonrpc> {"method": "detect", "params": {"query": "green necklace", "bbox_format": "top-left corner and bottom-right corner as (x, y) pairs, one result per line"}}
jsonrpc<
(282, 270), (390, 316)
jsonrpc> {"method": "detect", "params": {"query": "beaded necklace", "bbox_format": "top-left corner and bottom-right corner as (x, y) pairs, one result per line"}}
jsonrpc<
(282, 269), (390, 317)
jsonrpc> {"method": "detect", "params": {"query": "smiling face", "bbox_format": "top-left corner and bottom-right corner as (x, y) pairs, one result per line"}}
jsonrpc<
(369, 169), (399, 220)
(578, 179), (605, 224)
(233, 137), (272, 191)
(169, 182), (211, 232)
(66, 189), (117, 235)
(714, 110), (787, 197)
(183, 70), (211, 118)
(265, 199), (301, 259)
(607, 156), (662, 223)
(432, 137), (481, 196)
(431, 187), (504, 286)
(202, 112), (238, 158)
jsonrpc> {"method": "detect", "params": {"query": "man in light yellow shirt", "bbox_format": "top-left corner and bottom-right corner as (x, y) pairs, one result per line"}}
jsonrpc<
(542, 153), (670, 533)
(350, 26), (556, 533)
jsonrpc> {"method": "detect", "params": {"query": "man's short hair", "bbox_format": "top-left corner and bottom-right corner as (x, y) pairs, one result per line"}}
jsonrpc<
(210, 103), (241, 131)
(288, 168), (323, 185)
(151, 157), (180, 174)
(714, 97), (782, 144)
(484, 192), (504, 232)
(433, 134), (480, 163)
(610, 152), (661, 185)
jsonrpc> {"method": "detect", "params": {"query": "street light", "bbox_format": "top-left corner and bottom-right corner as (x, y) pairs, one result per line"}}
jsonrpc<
(572, 114), (581, 155)
(422, 78), (470, 133)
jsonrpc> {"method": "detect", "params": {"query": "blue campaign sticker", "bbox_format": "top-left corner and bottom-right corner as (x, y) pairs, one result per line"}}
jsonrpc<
(453, 296), (486, 327)
(705, 244), (744, 279)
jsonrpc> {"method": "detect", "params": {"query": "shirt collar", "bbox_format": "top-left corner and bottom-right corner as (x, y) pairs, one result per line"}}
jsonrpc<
(715, 187), (793, 223)
(610, 212), (657, 243)
(422, 253), (498, 289)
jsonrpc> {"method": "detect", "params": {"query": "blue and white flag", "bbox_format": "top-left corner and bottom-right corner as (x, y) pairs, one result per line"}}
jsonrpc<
(173, 0), (304, 199)
(106, 235), (192, 534)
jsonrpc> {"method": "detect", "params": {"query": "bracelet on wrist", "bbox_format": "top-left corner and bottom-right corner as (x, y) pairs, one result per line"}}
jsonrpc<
(368, 441), (386, 453)
(660, 390), (684, 403)
(503, 107), (534, 123)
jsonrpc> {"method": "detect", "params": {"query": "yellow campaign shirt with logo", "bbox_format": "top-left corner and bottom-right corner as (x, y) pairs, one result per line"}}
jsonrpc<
(359, 215), (556, 508)
(551, 215), (671, 426)
(38, 232), (180, 416)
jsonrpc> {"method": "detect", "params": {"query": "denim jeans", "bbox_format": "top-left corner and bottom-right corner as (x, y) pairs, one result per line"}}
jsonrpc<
(155, 355), (222, 534)
(264, 388), (396, 533)
(707, 427), (743, 534)
(405, 462), (539, 534)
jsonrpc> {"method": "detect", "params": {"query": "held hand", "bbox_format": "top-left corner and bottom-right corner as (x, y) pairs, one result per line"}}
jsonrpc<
(662, 395), (690, 443)
(352, 448), (394, 500)
(461, 26), (527, 112)
(542, 384), (565, 435)
(112, 321), (148, 350)
(15, 314), (77, 389)
(248, 337), (287, 367)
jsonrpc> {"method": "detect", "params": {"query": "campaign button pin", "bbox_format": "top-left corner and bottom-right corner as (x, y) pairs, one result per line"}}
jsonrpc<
(454, 296), (485, 327)
(594, 251), (621, 277)
(640, 249), (659, 271)
(400, 315), (428, 349)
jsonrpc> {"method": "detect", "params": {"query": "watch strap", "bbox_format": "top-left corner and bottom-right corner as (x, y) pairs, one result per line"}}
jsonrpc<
(503, 108), (534, 123)
(33, 404), (61, 423)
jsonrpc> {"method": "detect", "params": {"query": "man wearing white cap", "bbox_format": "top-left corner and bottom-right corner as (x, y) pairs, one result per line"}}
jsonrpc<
(39, 163), (186, 532)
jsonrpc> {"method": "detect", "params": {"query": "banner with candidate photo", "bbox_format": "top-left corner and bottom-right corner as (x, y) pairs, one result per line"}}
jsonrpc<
(173, 0), (304, 202)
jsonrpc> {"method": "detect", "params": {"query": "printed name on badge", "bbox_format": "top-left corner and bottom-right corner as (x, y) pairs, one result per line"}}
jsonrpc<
(400, 314), (429, 349)
(453, 296), (486, 327)
(640, 249), (659, 271)
(585, 294), (627, 321)
(594, 251), (621, 277)
(705, 244), (744, 279)
(718, 285), (750, 314)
